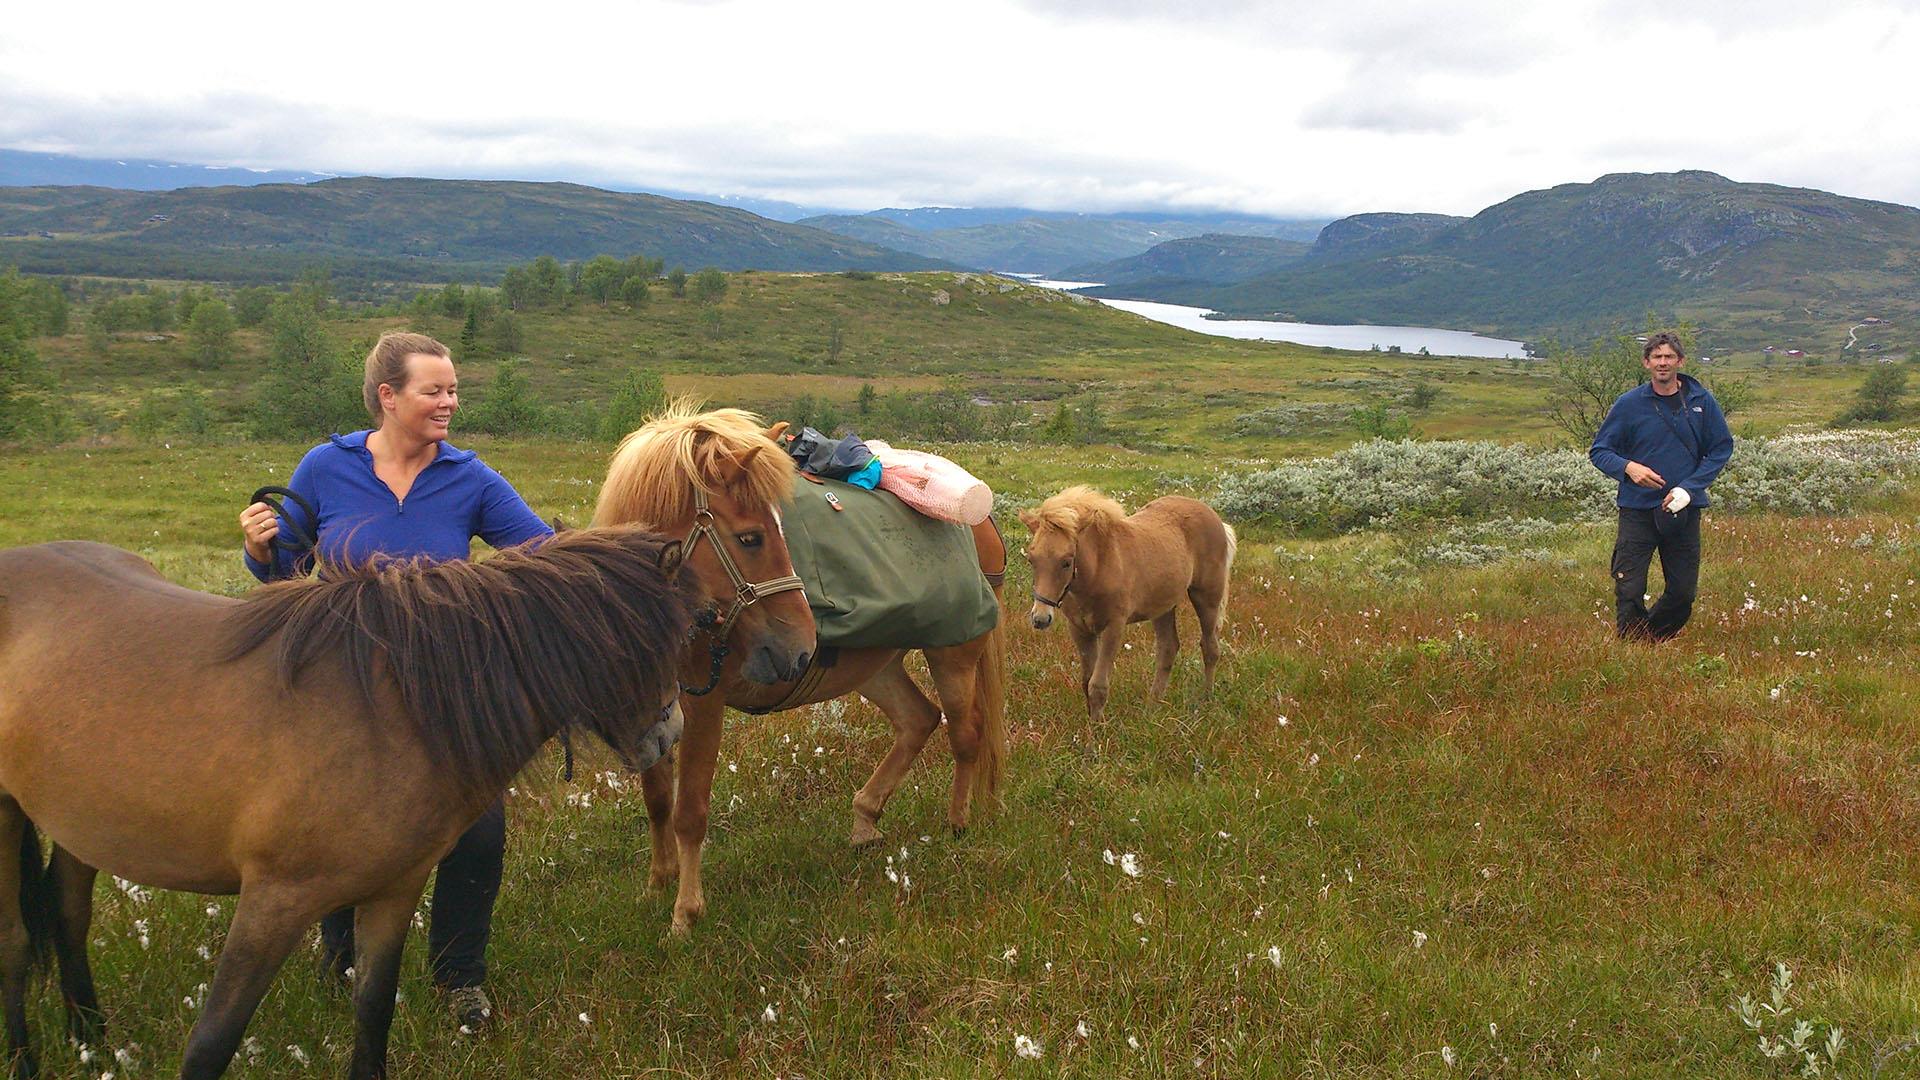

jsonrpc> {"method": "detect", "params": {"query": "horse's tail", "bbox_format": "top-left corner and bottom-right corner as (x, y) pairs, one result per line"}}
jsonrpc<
(1216, 521), (1238, 633)
(971, 589), (1009, 809)
(15, 822), (54, 968)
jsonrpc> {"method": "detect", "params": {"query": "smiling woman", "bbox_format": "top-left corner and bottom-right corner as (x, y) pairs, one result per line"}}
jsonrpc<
(233, 329), (556, 1034)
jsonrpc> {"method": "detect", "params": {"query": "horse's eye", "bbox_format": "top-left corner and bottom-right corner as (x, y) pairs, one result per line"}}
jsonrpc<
(736, 532), (764, 549)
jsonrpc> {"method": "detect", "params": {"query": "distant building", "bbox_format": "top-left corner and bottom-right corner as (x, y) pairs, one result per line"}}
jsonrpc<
(1786, 349), (1806, 357)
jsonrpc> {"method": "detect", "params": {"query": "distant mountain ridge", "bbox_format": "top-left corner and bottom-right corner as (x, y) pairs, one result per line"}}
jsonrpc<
(0, 148), (336, 190)
(1059, 234), (1310, 287)
(799, 209), (1325, 274)
(1093, 172), (1920, 349)
(0, 177), (944, 283)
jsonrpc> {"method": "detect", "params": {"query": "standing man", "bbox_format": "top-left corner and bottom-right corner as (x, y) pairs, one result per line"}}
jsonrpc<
(1588, 332), (1734, 641)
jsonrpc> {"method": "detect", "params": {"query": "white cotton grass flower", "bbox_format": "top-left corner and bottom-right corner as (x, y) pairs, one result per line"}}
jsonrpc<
(1014, 1033), (1043, 1059)
(578, 1012), (592, 1025)
(1441, 1044), (1458, 1067)
(1076, 1020), (1091, 1039)
(762, 1003), (777, 1023)
(1267, 946), (1283, 967)
(287, 1045), (310, 1066)
(1119, 852), (1142, 877)
(1412, 930), (1428, 949)
(1128, 1035), (1142, 1051)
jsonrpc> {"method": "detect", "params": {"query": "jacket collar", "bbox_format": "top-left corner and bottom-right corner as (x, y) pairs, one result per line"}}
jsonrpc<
(330, 429), (477, 464)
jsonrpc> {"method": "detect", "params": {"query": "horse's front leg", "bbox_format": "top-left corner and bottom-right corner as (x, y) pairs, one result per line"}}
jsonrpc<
(348, 877), (429, 1080)
(639, 748), (679, 891)
(1085, 625), (1126, 725)
(179, 885), (316, 1080)
(669, 693), (728, 935)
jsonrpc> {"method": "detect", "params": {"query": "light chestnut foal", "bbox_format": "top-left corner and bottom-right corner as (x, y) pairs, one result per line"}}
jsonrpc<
(1020, 486), (1235, 722)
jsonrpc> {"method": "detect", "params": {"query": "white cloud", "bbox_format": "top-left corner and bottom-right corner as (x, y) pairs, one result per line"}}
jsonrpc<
(2, 0), (1917, 216)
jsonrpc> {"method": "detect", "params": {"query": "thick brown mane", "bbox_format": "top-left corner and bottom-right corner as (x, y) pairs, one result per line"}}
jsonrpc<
(223, 526), (698, 797)
(1031, 485), (1128, 538)
(593, 398), (794, 528)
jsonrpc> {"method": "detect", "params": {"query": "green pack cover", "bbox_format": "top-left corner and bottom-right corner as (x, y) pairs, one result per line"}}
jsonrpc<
(781, 475), (999, 649)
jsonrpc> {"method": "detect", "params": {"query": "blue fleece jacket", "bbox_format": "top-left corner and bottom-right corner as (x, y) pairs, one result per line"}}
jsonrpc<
(243, 431), (552, 581)
(1588, 374), (1734, 510)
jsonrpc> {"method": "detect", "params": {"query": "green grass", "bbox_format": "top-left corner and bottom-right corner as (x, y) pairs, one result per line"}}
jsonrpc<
(4, 433), (1920, 1077)
(4, 273), (1920, 1075)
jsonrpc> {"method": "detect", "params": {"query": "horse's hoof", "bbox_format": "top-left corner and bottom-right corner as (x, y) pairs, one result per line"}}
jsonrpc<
(849, 822), (884, 848)
(950, 824), (968, 839)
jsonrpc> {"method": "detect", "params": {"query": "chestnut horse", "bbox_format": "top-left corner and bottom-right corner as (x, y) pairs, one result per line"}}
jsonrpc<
(593, 403), (1007, 935)
(0, 528), (695, 1079)
(1020, 486), (1235, 722)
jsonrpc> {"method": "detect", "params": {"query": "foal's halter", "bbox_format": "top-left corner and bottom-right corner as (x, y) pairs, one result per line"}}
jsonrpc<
(677, 484), (806, 696)
(1032, 565), (1074, 609)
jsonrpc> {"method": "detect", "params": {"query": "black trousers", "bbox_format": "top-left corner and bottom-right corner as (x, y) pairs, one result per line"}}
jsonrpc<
(321, 798), (505, 991)
(1610, 506), (1701, 641)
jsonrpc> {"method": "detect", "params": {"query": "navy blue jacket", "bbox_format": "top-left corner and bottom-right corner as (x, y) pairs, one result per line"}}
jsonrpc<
(244, 431), (552, 581)
(1588, 374), (1734, 510)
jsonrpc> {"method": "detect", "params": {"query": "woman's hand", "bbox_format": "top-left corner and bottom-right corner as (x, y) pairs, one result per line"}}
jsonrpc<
(240, 501), (280, 562)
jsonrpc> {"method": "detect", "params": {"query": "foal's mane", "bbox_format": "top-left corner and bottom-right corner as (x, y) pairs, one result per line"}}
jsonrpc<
(224, 527), (698, 797)
(1032, 485), (1128, 537)
(594, 398), (794, 528)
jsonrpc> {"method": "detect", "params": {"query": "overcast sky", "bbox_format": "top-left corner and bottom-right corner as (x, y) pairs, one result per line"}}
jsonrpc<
(4, 0), (1917, 217)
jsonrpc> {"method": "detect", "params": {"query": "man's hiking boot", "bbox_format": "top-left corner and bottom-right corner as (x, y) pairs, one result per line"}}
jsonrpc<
(447, 985), (494, 1034)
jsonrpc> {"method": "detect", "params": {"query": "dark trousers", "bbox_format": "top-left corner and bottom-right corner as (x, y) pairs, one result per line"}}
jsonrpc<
(322, 798), (505, 991)
(1610, 506), (1701, 641)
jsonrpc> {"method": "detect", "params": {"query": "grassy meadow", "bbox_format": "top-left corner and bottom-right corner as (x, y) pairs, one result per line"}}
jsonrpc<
(4, 271), (1920, 1077)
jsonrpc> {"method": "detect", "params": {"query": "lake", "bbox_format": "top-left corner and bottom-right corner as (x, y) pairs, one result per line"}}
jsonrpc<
(1020, 277), (1530, 359)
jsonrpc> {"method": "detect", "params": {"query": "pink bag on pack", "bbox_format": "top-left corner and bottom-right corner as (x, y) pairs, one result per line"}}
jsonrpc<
(864, 440), (994, 525)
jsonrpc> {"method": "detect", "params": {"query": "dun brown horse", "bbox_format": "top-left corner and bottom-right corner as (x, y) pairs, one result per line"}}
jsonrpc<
(1020, 486), (1235, 722)
(593, 403), (1007, 935)
(0, 528), (697, 1079)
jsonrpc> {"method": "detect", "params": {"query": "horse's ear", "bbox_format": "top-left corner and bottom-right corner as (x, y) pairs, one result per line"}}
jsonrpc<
(549, 516), (571, 533)
(657, 539), (685, 579)
(765, 421), (790, 444)
(1017, 509), (1038, 530)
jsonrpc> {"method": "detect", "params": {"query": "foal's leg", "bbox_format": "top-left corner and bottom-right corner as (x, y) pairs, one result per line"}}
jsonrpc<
(1189, 587), (1224, 696)
(47, 846), (103, 1049)
(925, 642), (985, 834)
(0, 801), (40, 1079)
(178, 886), (314, 1080)
(1085, 625), (1125, 724)
(348, 880), (428, 1080)
(1149, 612), (1180, 703)
(1067, 622), (1097, 699)
(668, 693), (728, 936)
(852, 657), (943, 847)
(639, 749), (679, 890)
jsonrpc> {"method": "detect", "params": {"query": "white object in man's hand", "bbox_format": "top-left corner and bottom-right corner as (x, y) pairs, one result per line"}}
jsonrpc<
(1663, 486), (1691, 513)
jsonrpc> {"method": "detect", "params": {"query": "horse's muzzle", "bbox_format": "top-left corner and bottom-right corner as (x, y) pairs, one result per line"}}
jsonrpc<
(625, 700), (684, 773)
(1029, 605), (1054, 630)
(743, 644), (811, 685)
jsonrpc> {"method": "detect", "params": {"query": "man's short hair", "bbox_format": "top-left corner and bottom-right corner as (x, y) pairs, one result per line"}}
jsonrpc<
(1642, 332), (1686, 360)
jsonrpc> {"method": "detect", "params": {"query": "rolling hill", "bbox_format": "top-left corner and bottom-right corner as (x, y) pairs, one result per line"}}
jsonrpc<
(0, 177), (943, 285)
(1094, 172), (1920, 350)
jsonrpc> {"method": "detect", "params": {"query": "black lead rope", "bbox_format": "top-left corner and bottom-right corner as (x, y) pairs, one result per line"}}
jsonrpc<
(247, 485), (321, 554)
(560, 727), (575, 782)
(679, 608), (732, 696)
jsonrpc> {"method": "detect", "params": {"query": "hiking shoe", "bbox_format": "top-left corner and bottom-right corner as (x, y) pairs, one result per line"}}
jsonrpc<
(447, 986), (494, 1034)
